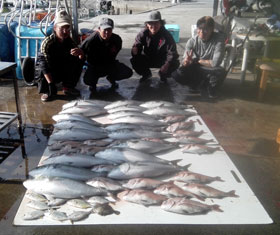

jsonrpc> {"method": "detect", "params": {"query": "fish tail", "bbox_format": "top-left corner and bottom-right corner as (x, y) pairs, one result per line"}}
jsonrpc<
(212, 204), (223, 212)
(227, 190), (239, 197)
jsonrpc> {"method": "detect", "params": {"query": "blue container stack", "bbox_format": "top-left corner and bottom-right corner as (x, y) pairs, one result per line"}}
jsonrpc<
(165, 24), (180, 43)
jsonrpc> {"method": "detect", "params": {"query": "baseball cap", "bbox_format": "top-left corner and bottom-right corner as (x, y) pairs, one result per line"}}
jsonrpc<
(55, 10), (71, 27)
(145, 11), (162, 23)
(99, 18), (114, 30)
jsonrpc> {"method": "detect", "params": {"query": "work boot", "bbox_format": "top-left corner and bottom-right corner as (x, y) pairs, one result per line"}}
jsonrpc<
(41, 93), (52, 102)
(207, 86), (218, 99)
(139, 72), (152, 83)
(106, 76), (119, 89)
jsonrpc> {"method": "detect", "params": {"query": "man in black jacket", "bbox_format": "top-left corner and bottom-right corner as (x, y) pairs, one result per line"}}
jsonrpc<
(130, 11), (179, 83)
(80, 17), (132, 92)
(36, 10), (84, 102)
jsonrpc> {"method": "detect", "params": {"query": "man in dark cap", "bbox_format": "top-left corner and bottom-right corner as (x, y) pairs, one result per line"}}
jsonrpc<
(36, 10), (84, 102)
(80, 17), (132, 93)
(172, 16), (226, 98)
(130, 11), (179, 83)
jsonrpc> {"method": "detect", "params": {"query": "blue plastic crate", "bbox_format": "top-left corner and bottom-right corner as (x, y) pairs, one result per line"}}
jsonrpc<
(165, 24), (180, 43)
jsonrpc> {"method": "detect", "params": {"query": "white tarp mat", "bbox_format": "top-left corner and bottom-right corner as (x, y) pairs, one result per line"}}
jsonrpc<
(13, 109), (273, 225)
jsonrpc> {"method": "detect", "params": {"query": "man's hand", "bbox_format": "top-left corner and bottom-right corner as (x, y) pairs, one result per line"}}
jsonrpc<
(182, 49), (193, 67)
(70, 48), (84, 60)
(131, 46), (138, 56)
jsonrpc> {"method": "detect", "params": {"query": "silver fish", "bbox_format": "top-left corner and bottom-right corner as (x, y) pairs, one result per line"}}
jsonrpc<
(107, 162), (181, 180)
(111, 116), (165, 127)
(104, 100), (140, 110)
(29, 164), (105, 181)
(111, 139), (176, 154)
(23, 210), (45, 220)
(87, 196), (111, 205)
(47, 198), (67, 207)
(25, 191), (47, 202)
(52, 113), (101, 126)
(181, 144), (221, 155)
(27, 200), (50, 210)
(44, 209), (68, 221)
(104, 123), (163, 132)
(168, 171), (224, 184)
(41, 154), (114, 168)
(49, 128), (108, 141)
(122, 178), (164, 190)
(86, 177), (123, 192)
(62, 100), (108, 110)
(153, 183), (204, 201)
(140, 101), (190, 109)
(90, 165), (116, 174)
(59, 106), (107, 117)
(67, 199), (92, 209)
(95, 147), (176, 165)
(166, 121), (195, 132)
(67, 210), (92, 223)
(181, 183), (239, 199)
(117, 189), (167, 206)
(108, 129), (171, 140)
(48, 140), (83, 151)
(107, 111), (150, 120)
(143, 107), (190, 117)
(54, 120), (106, 133)
(161, 197), (223, 215)
(162, 115), (187, 124)
(83, 139), (114, 147)
(107, 105), (146, 114)
(23, 177), (108, 199)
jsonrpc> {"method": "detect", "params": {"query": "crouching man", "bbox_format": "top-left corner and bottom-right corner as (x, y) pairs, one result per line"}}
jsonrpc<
(36, 10), (84, 102)
(80, 17), (133, 93)
(172, 16), (226, 98)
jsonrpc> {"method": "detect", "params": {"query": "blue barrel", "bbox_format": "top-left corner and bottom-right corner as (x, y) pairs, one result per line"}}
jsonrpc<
(0, 23), (16, 62)
(14, 23), (53, 79)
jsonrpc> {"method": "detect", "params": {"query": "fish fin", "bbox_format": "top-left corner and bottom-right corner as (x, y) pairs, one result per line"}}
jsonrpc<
(170, 159), (182, 166)
(215, 177), (224, 182)
(212, 204), (223, 212)
(192, 193), (205, 201)
(227, 190), (239, 198)
(181, 163), (192, 171)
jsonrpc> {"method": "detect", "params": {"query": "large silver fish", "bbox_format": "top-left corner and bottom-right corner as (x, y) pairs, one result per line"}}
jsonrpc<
(41, 154), (115, 168)
(107, 105), (146, 114)
(104, 100), (140, 110)
(104, 123), (163, 132)
(107, 111), (150, 120)
(111, 116), (165, 126)
(117, 189), (167, 206)
(59, 106), (107, 117)
(161, 197), (223, 215)
(143, 107), (191, 117)
(23, 176), (108, 199)
(49, 128), (108, 141)
(107, 162), (181, 180)
(62, 100), (109, 110)
(53, 120), (106, 133)
(111, 139), (176, 154)
(52, 113), (101, 126)
(29, 164), (104, 181)
(95, 147), (176, 165)
(108, 129), (171, 140)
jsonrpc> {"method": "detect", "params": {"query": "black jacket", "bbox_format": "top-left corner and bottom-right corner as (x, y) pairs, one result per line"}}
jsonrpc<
(132, 26), (179, 66)
(81, 31), (122, 69)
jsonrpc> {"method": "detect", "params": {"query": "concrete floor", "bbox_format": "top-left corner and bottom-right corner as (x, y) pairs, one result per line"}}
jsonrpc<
(1, 1), (280, 234)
